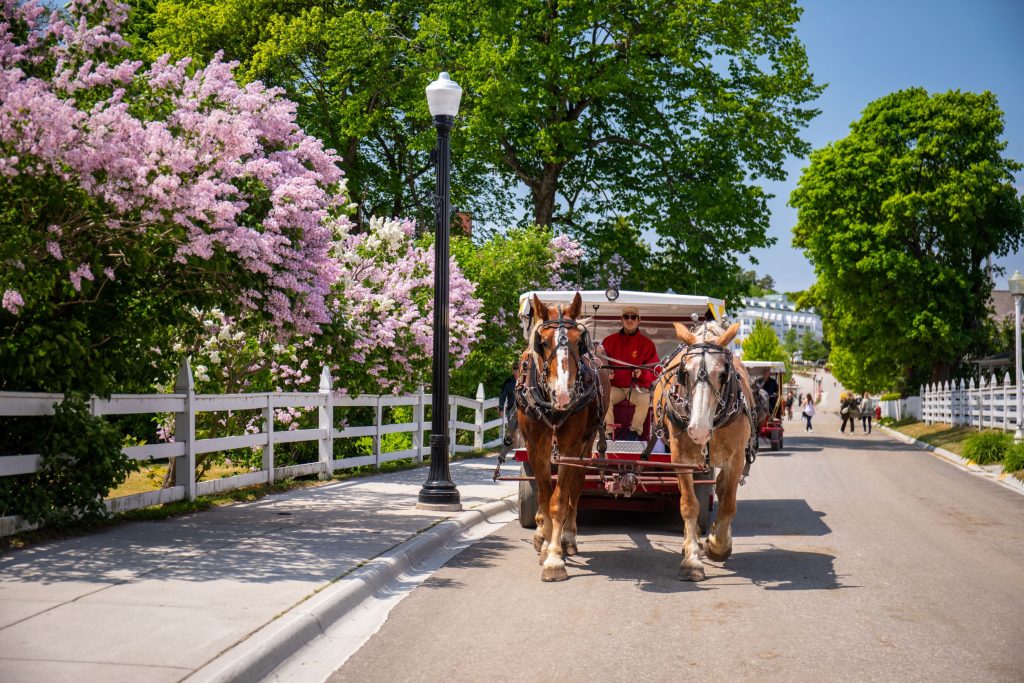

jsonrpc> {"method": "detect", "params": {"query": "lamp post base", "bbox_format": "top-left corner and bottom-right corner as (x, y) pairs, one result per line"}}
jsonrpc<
(416, 483), (462, 511)
(1014, 429), (1023, 444)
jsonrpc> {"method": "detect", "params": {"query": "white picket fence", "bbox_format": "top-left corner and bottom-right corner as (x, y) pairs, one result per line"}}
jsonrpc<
(919, 372), (1022, 431)
(0, 360), (504, 534)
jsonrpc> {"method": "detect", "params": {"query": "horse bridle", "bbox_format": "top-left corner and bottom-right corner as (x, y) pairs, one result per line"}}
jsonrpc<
(516, 307), (599, 430)
(662, 341), (744, 432)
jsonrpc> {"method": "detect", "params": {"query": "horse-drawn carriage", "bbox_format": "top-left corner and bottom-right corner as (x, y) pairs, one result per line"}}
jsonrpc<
(502, 289), (760, 582)
(743, 359), (786, 451)
(504, 290), (729, 535)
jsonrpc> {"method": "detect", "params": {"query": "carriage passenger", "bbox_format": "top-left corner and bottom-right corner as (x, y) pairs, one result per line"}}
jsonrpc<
(602, 305), (659, 440)
(758, 368), (780, 419)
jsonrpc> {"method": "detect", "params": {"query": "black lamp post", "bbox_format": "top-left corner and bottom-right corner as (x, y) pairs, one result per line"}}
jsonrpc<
(417, 72), (463, 510)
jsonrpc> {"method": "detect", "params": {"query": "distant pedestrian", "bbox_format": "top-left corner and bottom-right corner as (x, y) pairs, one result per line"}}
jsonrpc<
(860, 392), (873, 434)
(785, 390), (796, 420)
(801, 393), (815, 432)
(839, 392), (859, 433)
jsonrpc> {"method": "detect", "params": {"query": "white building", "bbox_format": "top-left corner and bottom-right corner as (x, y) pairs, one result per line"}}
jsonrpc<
(731, 294), (823, 355)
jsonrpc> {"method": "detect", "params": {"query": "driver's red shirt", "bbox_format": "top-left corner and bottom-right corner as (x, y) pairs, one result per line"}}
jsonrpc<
(602, 329), (658, 388)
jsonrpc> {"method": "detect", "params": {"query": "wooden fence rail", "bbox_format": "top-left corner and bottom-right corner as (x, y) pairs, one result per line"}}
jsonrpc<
(0, 360), (505, 534)
(918, 372), (1022, 431)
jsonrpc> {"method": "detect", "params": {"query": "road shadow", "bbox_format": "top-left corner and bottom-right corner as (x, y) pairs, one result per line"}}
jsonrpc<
(777, 444), (825, 452)
(732, 499), (831, 537)
(721, 546), (850, 591)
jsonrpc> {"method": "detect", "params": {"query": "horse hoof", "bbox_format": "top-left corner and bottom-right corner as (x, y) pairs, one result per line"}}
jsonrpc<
(706, 546), (732, 562)
(679, 564), (706, 582)
(542, 565), (569, 582)
(563, 542), (578, 556)
(532, 535), (545, 553)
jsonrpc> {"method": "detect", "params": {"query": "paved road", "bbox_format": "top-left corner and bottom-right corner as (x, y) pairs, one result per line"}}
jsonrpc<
(327, 413), (1024, 682)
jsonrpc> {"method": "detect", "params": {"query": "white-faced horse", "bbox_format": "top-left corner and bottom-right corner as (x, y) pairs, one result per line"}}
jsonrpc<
(516, 292), (609, 581)
(653, 320), (756, 581)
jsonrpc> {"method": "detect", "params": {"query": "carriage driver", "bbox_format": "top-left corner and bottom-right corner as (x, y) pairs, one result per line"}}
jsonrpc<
(602, 305), (659, 439)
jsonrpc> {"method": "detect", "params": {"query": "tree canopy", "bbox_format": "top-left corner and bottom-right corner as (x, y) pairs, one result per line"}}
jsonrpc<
(131, 0), (511, 228)
(134, 0), (822, 298)
(452, 0), (822, 296)
(791, 88), (1024, 392)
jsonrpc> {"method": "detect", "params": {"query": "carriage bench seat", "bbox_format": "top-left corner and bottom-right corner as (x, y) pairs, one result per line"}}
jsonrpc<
(608, 400), (653, 441)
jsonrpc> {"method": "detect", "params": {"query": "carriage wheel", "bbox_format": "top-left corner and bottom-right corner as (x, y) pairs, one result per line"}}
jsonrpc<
(770, 430), (781, 451)
(518, 462), (538, 529)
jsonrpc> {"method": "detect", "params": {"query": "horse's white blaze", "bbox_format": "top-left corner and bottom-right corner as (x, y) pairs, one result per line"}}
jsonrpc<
(554, 346), (571, 408)
(687, 381), (713, 444)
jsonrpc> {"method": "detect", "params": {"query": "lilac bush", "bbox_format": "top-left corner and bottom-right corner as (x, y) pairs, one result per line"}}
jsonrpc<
(0, 0), (349, 393)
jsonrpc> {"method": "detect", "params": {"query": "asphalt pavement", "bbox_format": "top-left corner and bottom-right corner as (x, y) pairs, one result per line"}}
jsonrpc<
(0, 459), (517, 683)
(1, 415), (1021, 683)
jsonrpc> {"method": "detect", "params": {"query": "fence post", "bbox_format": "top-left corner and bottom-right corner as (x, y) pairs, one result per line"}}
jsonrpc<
(318, 366), (333, 479)
(174, 359), (197, 501)
(449, 395), (456, 456)
(374, 395), (382, 469)
(413, 385), (425, 464)
(474, 383), (485, 450)
(263, 394), (275, 485)
(1006, 371), (1016, 433)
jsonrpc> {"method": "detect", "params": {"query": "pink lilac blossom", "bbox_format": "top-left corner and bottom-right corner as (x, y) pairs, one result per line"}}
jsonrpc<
(0, 0), (348, 334)
(2, 289), (24, 314)
(548, 234), (584, 289)
(69, 262), (94, 291)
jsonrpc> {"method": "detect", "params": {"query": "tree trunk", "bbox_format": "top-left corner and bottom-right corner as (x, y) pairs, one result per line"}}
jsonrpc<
(532, 165), (561, 227)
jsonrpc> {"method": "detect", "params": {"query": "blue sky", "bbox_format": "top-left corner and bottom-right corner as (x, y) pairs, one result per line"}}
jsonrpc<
(752, 0), (1024, 293)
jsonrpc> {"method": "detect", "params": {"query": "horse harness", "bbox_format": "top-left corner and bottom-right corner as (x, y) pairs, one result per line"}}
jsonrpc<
(493, 306), (607, 480)
(647, 339), (759, 472)
(515, 308), (601, 423)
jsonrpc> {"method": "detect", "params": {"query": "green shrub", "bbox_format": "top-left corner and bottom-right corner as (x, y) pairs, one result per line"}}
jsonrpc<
(0, 392), (138, 527)
(1003, 442), (1024, 474)
(962, 431), (1012, 465)
(879, 392), (901, 401)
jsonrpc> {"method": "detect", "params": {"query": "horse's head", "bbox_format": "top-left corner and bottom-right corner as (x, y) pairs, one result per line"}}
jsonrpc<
(670, 320), (741, 445)
(529, 292), (591, 412)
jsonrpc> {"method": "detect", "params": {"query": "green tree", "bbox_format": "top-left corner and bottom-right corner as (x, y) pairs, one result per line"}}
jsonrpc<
(741, 320), (789, 365)
(798, 331), (827, 365)
(449, 227), (562, 397)
(791, 88), (1024, 392)
(136, 0), (511, 228)
(448, 0), (821, 296)
(782, 328), (799, 356)
(138, 0), (821, 297)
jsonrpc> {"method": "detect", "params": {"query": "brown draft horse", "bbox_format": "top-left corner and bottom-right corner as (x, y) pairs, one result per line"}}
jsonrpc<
(653, 320), (756, 581)
(516, 293), (609, 582)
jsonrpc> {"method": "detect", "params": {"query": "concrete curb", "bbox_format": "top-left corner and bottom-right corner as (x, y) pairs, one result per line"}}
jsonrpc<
(878, 425), (1024, 496)
(184, 496), (517, 683)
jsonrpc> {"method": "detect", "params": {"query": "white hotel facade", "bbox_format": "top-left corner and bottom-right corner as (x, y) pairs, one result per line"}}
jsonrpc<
(731, 294), (823, 356)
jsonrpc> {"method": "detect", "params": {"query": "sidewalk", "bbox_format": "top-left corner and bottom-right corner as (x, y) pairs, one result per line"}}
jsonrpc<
(0, 458), (517, 683)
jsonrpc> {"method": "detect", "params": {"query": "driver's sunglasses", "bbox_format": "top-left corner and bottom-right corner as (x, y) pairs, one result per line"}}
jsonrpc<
(622, 314), (639, 320)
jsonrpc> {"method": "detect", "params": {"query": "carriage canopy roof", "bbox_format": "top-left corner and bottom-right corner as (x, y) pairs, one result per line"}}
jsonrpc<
(518, 290), (728, 356)
(741, 360), (787, 373)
